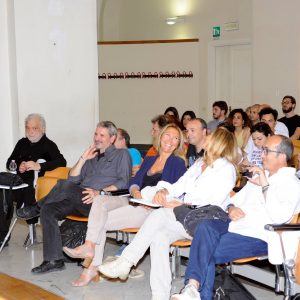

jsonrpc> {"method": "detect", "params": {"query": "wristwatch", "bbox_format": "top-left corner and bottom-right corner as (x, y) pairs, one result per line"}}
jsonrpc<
(226, 203), (235, 212)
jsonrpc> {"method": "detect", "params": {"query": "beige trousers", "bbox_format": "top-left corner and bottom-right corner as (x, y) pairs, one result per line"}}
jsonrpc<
(86, 195), (152, 266)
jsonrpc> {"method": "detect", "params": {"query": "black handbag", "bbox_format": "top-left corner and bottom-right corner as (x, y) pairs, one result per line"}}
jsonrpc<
(0, 172), (24, 219)
(0, 172), (23, 187)
(60, 219), (87, 249)
(214, 266), (256, 300)
(173, 204), (230, 237)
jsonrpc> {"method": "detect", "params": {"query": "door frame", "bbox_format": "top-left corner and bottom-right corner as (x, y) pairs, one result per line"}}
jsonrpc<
(207, 38), (252, 119)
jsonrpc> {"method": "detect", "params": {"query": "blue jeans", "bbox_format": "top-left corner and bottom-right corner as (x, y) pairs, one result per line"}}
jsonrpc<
(184, 219), (268, 300)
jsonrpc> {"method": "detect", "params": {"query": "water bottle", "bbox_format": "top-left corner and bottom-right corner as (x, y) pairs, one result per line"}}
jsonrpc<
(9, 160), (17, 174)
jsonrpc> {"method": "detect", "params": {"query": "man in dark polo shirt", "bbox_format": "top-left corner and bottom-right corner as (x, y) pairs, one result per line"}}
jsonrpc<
(17, 121), (132, 273)
(186, 118), (207, 167)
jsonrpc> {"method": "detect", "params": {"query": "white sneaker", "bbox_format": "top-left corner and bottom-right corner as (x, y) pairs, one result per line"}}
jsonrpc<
(129, 268), (145, 279)
(98, 256), (133, 280)
(171, 284), (201, 300)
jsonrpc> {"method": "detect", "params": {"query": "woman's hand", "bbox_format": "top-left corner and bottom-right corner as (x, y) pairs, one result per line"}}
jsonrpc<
(82, 188), (99, 204)
(228, 207), (245, 221)
(163, 200), (182, 208)
(153, 189), (169, 206)
(247, 165), (268, 187)
(132, 190), (142, 199)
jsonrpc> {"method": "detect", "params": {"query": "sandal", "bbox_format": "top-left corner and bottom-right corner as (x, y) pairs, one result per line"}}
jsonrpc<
(72, 266), (100, 287)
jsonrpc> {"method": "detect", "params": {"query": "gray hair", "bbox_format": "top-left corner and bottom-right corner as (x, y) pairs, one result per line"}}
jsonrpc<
(97, 121), (118, 137)
(25, 113), (46, 130)
(276, 135), (293, 162)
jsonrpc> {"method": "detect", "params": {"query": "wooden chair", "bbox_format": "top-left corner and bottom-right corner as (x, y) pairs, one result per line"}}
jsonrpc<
(292, 140), (300, 170)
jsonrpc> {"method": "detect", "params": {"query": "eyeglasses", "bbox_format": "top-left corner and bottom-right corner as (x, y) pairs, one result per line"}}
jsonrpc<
(262, 147), (283, 155)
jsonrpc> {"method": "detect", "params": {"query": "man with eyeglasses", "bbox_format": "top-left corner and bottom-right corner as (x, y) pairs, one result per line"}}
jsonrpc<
(278, 95), (300, 140)
(171, 135), (300, 300)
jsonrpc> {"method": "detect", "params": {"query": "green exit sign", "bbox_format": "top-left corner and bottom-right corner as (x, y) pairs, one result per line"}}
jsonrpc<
(213, 26), (220, 39)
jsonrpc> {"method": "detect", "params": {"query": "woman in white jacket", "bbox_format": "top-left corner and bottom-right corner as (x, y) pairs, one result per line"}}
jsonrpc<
(99, 127), (238, 300)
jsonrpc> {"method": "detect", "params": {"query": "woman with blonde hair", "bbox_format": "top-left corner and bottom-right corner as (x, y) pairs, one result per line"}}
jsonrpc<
(63, 123), (186, 286)
(99, 127), (238, 300)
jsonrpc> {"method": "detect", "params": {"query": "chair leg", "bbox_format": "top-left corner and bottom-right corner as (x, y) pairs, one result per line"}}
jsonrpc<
(282, 261), (295, 298)
(23, 224), (38, 247)
(0, 217), (18, 253)
(171, 247), (181, 279)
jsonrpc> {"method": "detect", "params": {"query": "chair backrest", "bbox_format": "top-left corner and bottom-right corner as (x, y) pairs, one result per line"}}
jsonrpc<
(292, 140), (300, 169)
(35, 167), (71, 201)
(44, 167), (70, 179)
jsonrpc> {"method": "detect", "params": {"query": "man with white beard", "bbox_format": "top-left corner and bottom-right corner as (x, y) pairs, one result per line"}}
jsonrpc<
(3, 113), (66, 245)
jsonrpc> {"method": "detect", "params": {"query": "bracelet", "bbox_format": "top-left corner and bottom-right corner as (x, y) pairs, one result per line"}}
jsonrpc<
(80, 156), (86, 161)
(262, 184), (270, 193)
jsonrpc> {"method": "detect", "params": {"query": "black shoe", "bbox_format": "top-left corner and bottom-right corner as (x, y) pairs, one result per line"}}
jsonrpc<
(17, 204), (40, 220)
(31, 260), (65, 274)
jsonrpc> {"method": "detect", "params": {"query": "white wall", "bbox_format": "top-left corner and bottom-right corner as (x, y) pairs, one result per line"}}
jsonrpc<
(1, 0), (99, 168)
(0, 0), (19, 169)
(99, 41), (199, 144)
(252, 0), (300, 115)
(100, 0), (253, 123)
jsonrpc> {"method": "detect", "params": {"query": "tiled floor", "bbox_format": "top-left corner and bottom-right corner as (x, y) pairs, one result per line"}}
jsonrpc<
(0, 220), (285, 299)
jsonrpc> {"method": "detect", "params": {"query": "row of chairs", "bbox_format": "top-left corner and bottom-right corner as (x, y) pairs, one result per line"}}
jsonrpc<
(35, 166), (300, 299)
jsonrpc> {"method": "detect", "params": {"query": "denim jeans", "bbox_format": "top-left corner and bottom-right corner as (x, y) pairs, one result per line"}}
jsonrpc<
(184, 219), (268, 300)
(39, 180), (91, 261)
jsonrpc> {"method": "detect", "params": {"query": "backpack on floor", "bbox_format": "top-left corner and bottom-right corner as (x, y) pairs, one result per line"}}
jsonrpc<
(213, 266), (256, 300)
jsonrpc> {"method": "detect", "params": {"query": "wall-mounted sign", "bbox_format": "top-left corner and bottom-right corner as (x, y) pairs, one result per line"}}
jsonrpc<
(213, 26), (220, 39)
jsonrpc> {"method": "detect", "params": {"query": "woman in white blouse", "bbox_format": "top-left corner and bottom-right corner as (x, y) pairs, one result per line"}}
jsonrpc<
(98, 127), (238, 300)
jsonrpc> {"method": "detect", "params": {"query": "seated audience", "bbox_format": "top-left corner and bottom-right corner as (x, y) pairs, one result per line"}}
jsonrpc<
(63, 124), (186, 286)
(98, 127), (238, 300)
(245, 106), (251, 118)
(181, 111), (196, 131)
(181, 111), (197, 143)
(260, 107), (289, 137)
(278, 95), (300, 139)
(207, 101), (228, 133)
(249, 104), (260, 126)
(185, 118), (207, 167)
(171, 135), (300, 300)
(146, 115), (169, 157)
(16, 121), (132, 274)
(228, 108), (251, 150)
(164, 106), (180, 122)
(243, 122), (273, 167)
(2, 113), (66, 245)
(114, 128), (142, 176)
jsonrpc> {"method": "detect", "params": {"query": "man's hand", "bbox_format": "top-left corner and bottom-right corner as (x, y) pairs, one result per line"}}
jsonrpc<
(153, 189), (169, 206)
(228, 207), (245, 221)
(81, 144), (99, 161)
(25, 161), (41, 171)
(247, 165), (268, 187)
(19, 161), (27, 173)
(82, 188), (100, 204)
